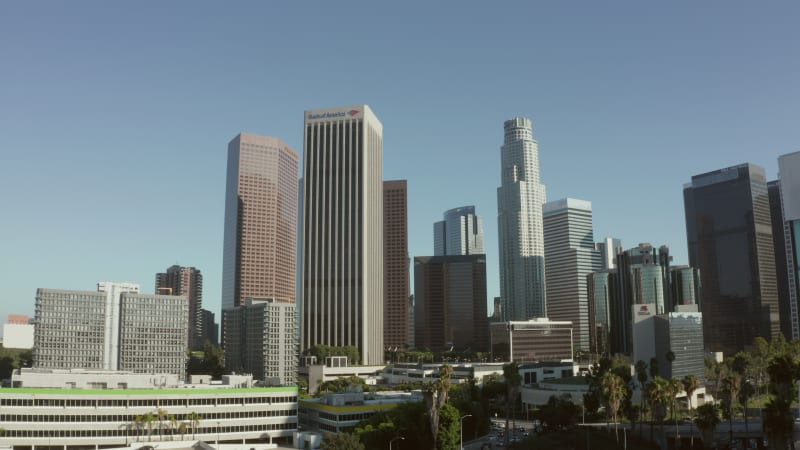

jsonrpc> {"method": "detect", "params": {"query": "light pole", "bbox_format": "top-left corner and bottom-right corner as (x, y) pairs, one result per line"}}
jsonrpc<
(460, 414), (472, 450)
(389, 436), (405, 450)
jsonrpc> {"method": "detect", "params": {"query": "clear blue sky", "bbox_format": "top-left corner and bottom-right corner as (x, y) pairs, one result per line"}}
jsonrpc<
(1, 2), (798, 323)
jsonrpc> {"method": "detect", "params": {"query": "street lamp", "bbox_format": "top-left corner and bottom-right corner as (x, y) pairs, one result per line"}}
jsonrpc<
(460, 414), (472, 450)
(389, 436), (405, 450)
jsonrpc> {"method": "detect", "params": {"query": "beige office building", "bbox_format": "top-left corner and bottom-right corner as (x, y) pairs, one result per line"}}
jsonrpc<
(301, 105), (384, 365)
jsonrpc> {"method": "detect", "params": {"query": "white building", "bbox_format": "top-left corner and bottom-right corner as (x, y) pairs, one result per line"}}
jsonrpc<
(0, 372), (297, 449)
(433, 205), (485, 255)
(543, 198), (602, 352)
(34, 283), (188, 378)
(2, 323), (34, 349)
(497, 117), (547, 321)
(301, 105), (384, 365)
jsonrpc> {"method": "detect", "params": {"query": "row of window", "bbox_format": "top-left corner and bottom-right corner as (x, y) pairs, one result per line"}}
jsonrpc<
(0, 396), (298, 407)
(0, 409), (297, 422)
(0, 421), (297, 438)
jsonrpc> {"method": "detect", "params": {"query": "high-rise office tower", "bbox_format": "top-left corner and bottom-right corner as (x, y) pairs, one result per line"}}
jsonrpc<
(384, 180), (409, 350)
(777, 150), (800, 339)
(156, 265), (203, 351)
(684, 163), (780, 355)
(543, 198), (602, 352)
(587, 270), (617, 355)
(34, 283), (187, 377)
(769, 179), (794, 340)
(221, 133), (299, 358)
(669, 266), (702, 308)
(434, 206), (485, 256)
(595, 237), (623, 270)
(199, 308), (219, 346)
(301, 105), (384, 365)
(414, 255), (489, 352)
(497, 117), (547, 321)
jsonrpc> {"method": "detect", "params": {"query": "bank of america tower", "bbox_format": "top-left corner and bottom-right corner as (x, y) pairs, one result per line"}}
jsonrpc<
(497, 117), (547, 320)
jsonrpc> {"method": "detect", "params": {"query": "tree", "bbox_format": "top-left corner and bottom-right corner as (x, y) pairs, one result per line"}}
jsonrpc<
(681, 374), (700, 449)
(156, 408), (169, 440)
(424, 364), (453, 449)
(141, 412), (156, 442)
(320, 432), (365, 450)
(739, 379), (755, 439)
(634, 360), (649, 434)
(169, 415), (178, 440)
(601, 372), (625, 442)
(667, 378), (681, 445)
(178, 421), (188, 441)
(537, 394), (579, 432)
(187, 412), (201, 439)
(763, 354), (800, 450)
(695, 403), (720, 448)
(502, 362), (521, 447)
(645, 376), (670, 441)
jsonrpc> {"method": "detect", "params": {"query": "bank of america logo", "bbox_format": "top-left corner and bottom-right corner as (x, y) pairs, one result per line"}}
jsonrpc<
(349, 110), (359, 116)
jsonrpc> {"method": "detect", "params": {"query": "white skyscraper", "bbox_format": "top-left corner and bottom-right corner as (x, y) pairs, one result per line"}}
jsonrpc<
(301, 105), (384, 365)
(433, 205), (485, 255)
(543, 198), (602, 352)
(497, 117), (547, 320)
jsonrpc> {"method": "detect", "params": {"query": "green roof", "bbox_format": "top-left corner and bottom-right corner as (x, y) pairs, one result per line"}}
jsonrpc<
(0, 387), (298, 396)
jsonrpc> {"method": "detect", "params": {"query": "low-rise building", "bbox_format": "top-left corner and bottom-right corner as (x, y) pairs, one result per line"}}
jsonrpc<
(299, 391), (421, 435)
(489, 318), (574, 362)
(0, 370), (297, 449)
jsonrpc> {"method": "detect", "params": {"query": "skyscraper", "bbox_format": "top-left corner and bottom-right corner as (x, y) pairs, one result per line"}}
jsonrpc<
(434, 206), (485, 256)
(776, 150), (800, 339)
(684, 163), (780, 355)
(221, 134), (299, 310)
(595, 237), (623, 270)
(156, 265), (203, 351)
(497, 117), (547, 321)
(543, 198), (602, 352)
(301, 105), (384, 365)
(384, 180), (409, 350)
(414, 255), (488, 352)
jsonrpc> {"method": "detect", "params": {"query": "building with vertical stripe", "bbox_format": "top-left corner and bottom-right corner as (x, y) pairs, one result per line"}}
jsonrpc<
(543, 198), (601, 353)
(497, 117), (547, 321)
(301, 105), (384, 365)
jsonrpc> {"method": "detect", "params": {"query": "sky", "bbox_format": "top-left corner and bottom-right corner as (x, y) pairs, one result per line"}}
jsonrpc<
(1, 2), (798, 324)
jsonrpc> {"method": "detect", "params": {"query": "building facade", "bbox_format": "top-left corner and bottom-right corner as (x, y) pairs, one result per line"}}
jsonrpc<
(384, 180), (410, 350)
(199, 308), (219, 346)
(2, 315), (33, 349)
(654, 307), (705, 382)
(434, 205), (485, 256)
(777, 151), (800, 340)
(221, 133), (299, 311)
(34, 285), (188, 378)
(301, 105), (384, 365)
(587, 270), (617, 355)
(223, 299), (297, 385)
(669, 266), (702, 308)
(0, 383), (298, 449)
(489, 319), (573, 362)
(543, 198), (602, 352)
(595, 237), (622, 270)
(117, 292), (188, 377)
(156, 265), (204, 351)
(414, 255), (489, 352)
(497, 117), (547, 321)
(684, 163), (780, 354)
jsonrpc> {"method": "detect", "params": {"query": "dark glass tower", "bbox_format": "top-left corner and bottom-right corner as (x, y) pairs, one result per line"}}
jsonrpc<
(683, 163), (780, 355)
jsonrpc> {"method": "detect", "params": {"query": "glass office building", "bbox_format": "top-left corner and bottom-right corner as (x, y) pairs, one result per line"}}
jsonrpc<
(684, 163), (780, 355)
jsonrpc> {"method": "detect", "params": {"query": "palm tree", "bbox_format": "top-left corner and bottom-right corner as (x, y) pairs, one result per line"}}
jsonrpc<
(681, 374), (700, 449)
(134, 415), (144, 442)
(739, 379), (755, 439)
(723, 373), (741, 444)
(502, 362), (521, 448)
(156, 408), (169, 441)
(188, 412), (201, 439)
(601, 371), (626, 442)
(142, 412), (156, 442)
(695, 403), (720, 448)
(169, 415), (178, 440)
(667, 378), (681, 445)
(635, 360), (649, 435)
(178, 421), (188, 441)
(646, 376), (670, 441)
